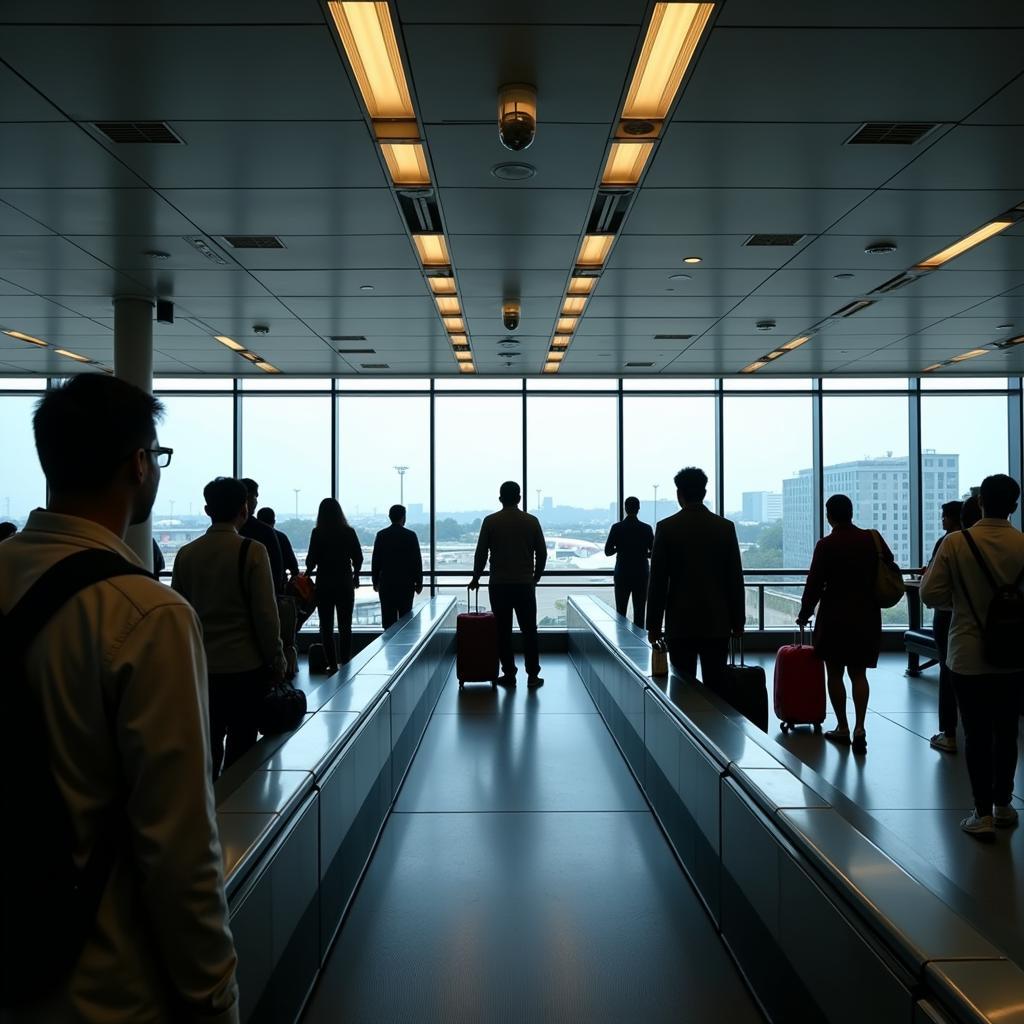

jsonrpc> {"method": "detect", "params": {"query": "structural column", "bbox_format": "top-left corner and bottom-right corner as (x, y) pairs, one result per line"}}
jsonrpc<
(113, 296), (155, 570)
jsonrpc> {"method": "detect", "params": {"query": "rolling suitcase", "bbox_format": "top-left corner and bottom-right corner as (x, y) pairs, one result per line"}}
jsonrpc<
(716, 637), (769, 732)
(774, 627), (826, 732)
(457, 588), (499, 689)
(307, 642), (328, 674)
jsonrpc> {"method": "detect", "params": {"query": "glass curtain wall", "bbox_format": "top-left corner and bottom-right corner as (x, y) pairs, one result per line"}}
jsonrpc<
(0, 391), (46, 527)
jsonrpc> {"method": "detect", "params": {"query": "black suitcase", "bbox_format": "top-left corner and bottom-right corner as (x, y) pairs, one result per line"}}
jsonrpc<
(307, 642), (328, 674)
(713, 638), (769, 732)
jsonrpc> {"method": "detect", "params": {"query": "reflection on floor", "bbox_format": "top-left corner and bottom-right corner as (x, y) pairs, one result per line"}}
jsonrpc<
(738, 650), (1024, 968)
(302, 657), (765, 1024)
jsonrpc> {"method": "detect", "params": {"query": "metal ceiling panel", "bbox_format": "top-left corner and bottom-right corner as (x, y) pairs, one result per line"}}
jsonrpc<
(440, 188), (594, 235)
(783, 235), (939, 272)
(597, 267), (772, 296)
(456, 269), (568, 297)
(585, 296), (742, 318)
(966, 73), (1024, 124)
(1, 268), (148, 297)
(397, 1), (646, 25)
(750, 268), (896, 297)
(0, 236), (109, 270)
(716, 2), (1024, 28)
(112, 269), (274, 298)
(0, 188), (197, 235)
(0, 63), (62, 120)
(0, 124), (142, 188)
(278, 296), (436, 318)
(148, 296), (293, 320)
(0, 295), (98, 318)
(183, 234), (418, 271)
(249, 269), (427, 296)
(608, 235), (812, 270)
(65, 234), (238, 272)
(883, 125), (1024, 189)
(0, 1), (325, 23)
(0, 278), (31, 295)
(575, 317), (718, 338)
(449, 235), (579, 270)
(463, 296), (560, 321)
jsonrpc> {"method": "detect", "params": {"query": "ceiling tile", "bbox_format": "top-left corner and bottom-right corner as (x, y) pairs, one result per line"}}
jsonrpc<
(0, 124), (142, 188)
(0, 188), (196, 235)
(441, 188), (593, 235)
(883, 125), (1024, 189)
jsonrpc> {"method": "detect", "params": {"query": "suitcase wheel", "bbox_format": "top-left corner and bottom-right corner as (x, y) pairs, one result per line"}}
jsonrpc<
(780, 721), (790, 733)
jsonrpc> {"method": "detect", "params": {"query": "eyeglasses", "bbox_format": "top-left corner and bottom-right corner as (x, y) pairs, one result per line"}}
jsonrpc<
(146, 447), (174, 468)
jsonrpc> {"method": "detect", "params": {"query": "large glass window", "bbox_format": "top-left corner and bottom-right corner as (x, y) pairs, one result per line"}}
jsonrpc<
(0, 393), (46, 526)
(623, 395), (716, 526)
(153, 394), (234, 571)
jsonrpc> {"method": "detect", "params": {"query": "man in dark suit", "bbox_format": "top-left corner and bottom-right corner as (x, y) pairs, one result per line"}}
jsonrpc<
(646, 466), (745, 689)
(256, 506), (300, 582)
(371, 504), (424, 628)
(238, 478), (284, 594)
(605, 495), (654, 627)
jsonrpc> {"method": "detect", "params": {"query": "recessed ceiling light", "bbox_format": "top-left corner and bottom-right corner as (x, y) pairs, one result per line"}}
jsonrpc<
(741, 360), (767, 374)
(144, 250), (170, 260)
(255, 360), (281, 373)
(601, 141), (654, 186)
(915, 218), (1015, 269)
(950, 348), (990, 363)
(491, 162), (536, 181)
(436, 296), (460, 315)
(864, 242), (897, 255)
(54, 348), (91, 363)
(833, 273), (855, 279)
(683, 256), (702, 264)
(214, 335), (245, 351)
(428, 277), (457, 295)
(3, 329), (48, 347)
(562, 296), (586, 315)
(577, 235), (614, 267)
(360, 284), (375, 292)
(568, 276), (598, 295)
(380, 142), (430, 186)
(668, 273), (691, 281)
(413, 233), (450, 267)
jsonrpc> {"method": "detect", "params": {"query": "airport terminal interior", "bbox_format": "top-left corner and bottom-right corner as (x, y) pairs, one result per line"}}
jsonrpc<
(3, 2), (1024, 1022)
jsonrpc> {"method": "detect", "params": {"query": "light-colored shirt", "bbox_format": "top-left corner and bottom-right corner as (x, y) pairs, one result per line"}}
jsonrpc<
(473, 507), (547, 585)
(172, 522), (286, 677)
(920, 518), (1024, 675)
(0, 511), (238, 1023)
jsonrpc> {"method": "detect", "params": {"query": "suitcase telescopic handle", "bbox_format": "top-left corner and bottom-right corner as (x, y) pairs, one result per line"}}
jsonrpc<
(729, 633), (745, 666)
(467, 585), (478, 614)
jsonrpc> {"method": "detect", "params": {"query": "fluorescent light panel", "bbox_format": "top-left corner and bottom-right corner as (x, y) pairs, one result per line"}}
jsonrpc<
(459, 361), (475, 373)
(54, 348), (91, 363)
(255, 361), (280, 373)
(442, 316), (464, 332)
(454, 350), (473, 362)
(435, 296), (460, 315)
(622, 3), (715, 122)
(741, 360), (767, 373)
(449, 333), (468, 345)
(602, 141), (654, 185)
(568, 276), (597, 295)
(543, 361), (560, 374)
(950, 348), (989, 363)
(551, 337), (570, 349)
(547, 350), (565, 362)
(327, 1), (415, 119)
(562, 296), (587, 315)
(916, 219), (1015, 269)
(4, 329), (48, 347)
(555, 317), (578, 334)
(214, 335), (245, 352)
(428, 277), (457, 294)
(782, 334), (811, 351)
(577, 234), (613, 267)
(413, 233), (450, 267)
(380, 142), (430, 186)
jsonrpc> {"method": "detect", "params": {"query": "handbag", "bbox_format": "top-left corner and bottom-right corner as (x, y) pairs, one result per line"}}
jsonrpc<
(870, 530), (905, 608)
(650, 638), (669, 677)
(238, 539), (307, 735)
(286, 572), (317, 615)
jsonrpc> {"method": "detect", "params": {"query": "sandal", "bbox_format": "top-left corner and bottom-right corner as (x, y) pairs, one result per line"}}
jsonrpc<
(824, 728), (851, 744)
(851, 731), (867, 754)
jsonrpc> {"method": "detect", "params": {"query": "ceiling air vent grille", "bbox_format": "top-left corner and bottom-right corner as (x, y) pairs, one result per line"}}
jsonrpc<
(845, 122), (937, 145)
(361, 363), (389, 369)
(335, 348), (375, 354)
(396, 189), (440, 233)
(654, 334), (694, 341)
(221, 235), (285, 250)
(869, 272), (919, 295)
(832, 299), (875, 318)
(94, 121), (183, 144)
(744, 234), (804, 247)
(587, 190), (631, 235)
(625, 361), (655, 367)
(329, 335), (367, 342)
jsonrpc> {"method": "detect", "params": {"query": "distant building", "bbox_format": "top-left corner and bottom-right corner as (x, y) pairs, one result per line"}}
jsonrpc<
(542, 496), (554, 511)
(782, 452), (958, 567)
(741, 491), (783, 524)
(407, 503), (425, 519)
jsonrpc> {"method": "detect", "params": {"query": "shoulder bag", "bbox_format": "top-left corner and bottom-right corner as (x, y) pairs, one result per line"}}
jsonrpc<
(871, 530), (905, 608)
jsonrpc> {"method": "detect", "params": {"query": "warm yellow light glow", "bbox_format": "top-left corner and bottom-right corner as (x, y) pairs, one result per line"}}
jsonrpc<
(916, 220), (1015, 269)
(764, 350), (784, 360)
(214, 335), (246, 351)
(543, 361), (560, 374)
(950, 348), (990, 363)
(328, 1), (415, 119)
(429, 277), (457, 294)
(380, 142), (430, 185)
(562, 296), (587, 315)
(741, 360), (767, 373)
(435, 296), (461, 315)
(547, 350), (564, 362)
(555, 317), (578, 334)
(413, 233), (450, 267)
(568, 276), (597, 295)
(781, 334), (811, 351)
(577, 234), (614, 267)
(54, 348), (91, 363)
(239, 351), (260, 362)
(922, 363), (943, 372)
(683, 256), (702, 264)
(449, 334), (468, 345)
(442, 316), (465, 332)
(255, 361), (281, 373)
(551, 336), (570, 349)
(602, 141), (655, 185)
(622, 3), (715, 121)
(459, 361), (475, 373)
(455, 350), (473, 362)
(3, 329), (48, 347)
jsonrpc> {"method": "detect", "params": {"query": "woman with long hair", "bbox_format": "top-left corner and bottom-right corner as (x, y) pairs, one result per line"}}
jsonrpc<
(306, 497), (363, 672)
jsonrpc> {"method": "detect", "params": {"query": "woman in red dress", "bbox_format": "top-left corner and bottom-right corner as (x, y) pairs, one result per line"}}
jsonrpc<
(797, 494), (892, 754)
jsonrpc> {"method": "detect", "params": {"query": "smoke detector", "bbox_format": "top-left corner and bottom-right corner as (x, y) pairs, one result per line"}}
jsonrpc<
(253, 324), (270, 336)
(864, 242), (898, 255)
(756, 320), (777, 332)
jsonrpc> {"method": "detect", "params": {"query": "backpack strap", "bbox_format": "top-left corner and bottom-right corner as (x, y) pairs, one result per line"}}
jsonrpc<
(1, 548), (152, 657)
(961, 530), (1003, 594)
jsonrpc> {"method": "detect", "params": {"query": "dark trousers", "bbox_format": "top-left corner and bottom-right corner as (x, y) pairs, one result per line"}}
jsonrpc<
(489, 582), (540, 678)
(614, 571), (648, 629)
(951, 670), (1022, 815)
(380, 586), (414, 629)
(318, 581), (355, 668)
(208, 668), (265, 780)
(932, 609), (958, 736)
(668, 636), (730, 691)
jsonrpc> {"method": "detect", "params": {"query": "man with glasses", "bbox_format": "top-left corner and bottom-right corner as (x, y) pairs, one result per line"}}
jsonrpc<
(0, 374), (239, 1020)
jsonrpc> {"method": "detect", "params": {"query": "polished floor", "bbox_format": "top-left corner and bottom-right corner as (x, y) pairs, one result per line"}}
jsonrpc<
(302, 657), (765, 1024)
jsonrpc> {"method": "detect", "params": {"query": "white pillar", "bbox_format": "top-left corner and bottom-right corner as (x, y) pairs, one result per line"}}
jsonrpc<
(113, 296), (155, 570)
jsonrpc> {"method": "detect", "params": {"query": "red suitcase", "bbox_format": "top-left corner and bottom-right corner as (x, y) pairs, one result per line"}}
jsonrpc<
(456, 588), (499, 688)
(773, 628), (826, 732)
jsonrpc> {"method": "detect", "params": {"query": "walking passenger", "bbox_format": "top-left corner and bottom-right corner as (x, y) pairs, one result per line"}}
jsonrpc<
(921, 474), (1024, 840)
(172, 477), (286, 779)
(646, 467), (745, 692)
(238, 478), (285, 593)
(256, 506), (300, 581)
(371, 504), (423, 629)
(605, 496), (654, 628)
(0, 374), (238, 1021)
(307, 498), (363, 671)
(470, 481), (547, 687)
(928, 499), (963, 754)
(796, 494), (892, 754)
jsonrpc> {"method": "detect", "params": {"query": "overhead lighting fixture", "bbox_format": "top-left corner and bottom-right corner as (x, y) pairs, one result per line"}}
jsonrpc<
(239, 350), (260, 362)
(214, 335), (246, 351)
(54, 349), (91, 363)
(562, 296), (587, 315)
(683, 256), (702, 264)
(442, 317), (465, 333)
(429, 277), (457, 294)
(546, 350), (565, 362)
(950, 348), (990, 363)
(922, 363), (943, 373)
(915, 218), (1016, 269)
(543, 360), (560, 374)
(435, 296), (461, 315)
(454, 350), (473, 362)
(621, 2), (715, 123)
(568, 276), (598, 295)
(459, 361), (475, 373)
(413, 233), (450, 267)
(764, 349), (785, 361)
(449, 333), (468, 345)
(555, 317), (578, 334)
(601, 141), (655, 185)
(782, 334), (811, 351)
(3, 329), (48, 347)
(551, 336), (570, 349)
(380, 142), (431, 186)
(255, 361), (281, 373)
(327, 1), (414, 120)
(741, 360), (767, 374)
(497, 83), (538, 152)
(577, 234), (613, 267)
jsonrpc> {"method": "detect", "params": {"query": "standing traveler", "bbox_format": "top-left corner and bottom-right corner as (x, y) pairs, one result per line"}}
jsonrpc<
(0, 374), (238, 1022)
(921, 474), (1024, 840)
(256, 506), (300, 582)
(605, 496), (654, 628)
(238, 478), (285, 594)
(797, 493), (893, 755)
(927, 500), (963, 753)
(172, 477), (286, 779)
(306, 498), (363, 672)
(469, 481), (547, 687)
(371, 504), (423, 629)
(647, 467), (745, 692)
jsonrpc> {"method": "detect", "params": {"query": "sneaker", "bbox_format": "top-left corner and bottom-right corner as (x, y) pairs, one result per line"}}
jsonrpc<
(527, 675), (544, 688)
(960, 812), (996, 840)
(930, 733), (958, 754)
(994, 805), (1019, 828)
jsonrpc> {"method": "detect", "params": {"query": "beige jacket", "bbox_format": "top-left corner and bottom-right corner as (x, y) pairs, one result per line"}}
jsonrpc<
(0, 511), (239, 1023)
